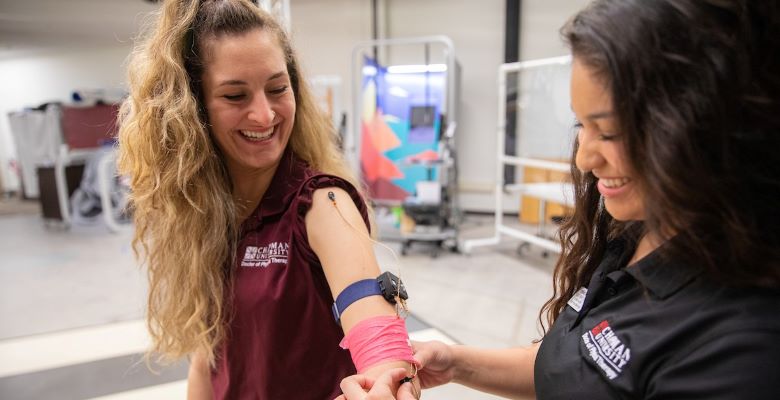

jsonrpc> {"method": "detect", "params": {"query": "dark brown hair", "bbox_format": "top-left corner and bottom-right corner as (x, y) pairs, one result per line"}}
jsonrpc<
(541, 0), (780, 329)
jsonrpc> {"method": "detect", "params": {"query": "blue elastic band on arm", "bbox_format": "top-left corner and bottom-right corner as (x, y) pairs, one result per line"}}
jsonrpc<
(332, 278), (382, 324)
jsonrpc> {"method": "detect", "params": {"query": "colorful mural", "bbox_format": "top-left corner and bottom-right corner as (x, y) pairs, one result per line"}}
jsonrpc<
(359, 58), (446, 202)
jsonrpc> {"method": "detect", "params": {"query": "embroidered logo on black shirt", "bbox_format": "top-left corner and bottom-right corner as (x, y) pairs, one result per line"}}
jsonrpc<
(581, 320), (631, 380)
(241, 242), (289, 268)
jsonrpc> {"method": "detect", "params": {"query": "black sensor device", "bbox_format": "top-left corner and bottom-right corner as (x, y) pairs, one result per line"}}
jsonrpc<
(377, 271), (408, 304)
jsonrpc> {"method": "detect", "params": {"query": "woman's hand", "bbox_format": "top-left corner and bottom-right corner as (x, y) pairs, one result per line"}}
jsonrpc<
(335, 368), (417, 400)
(412, 340), (457, 389)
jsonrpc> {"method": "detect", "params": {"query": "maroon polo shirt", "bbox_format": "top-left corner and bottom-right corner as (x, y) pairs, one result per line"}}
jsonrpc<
(211, 151), (367, 399)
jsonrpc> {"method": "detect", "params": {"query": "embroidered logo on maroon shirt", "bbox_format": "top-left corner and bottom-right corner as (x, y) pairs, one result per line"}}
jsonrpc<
(241, 242), (289, 268)
(581, 320), (631, 380)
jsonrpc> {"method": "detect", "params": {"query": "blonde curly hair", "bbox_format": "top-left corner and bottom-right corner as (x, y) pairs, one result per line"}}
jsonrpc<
(118, 0), (363, 366)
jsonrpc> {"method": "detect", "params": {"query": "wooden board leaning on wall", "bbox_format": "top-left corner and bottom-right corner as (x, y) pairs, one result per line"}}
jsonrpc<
(519, 159), (573, 224)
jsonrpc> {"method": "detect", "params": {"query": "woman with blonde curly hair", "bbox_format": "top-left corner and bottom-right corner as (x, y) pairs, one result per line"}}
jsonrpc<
(118, 0), (419, 398)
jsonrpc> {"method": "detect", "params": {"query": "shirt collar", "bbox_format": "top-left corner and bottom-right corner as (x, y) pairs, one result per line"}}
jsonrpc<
(624, 238), (704, 300)
(241, 149), (313, 232)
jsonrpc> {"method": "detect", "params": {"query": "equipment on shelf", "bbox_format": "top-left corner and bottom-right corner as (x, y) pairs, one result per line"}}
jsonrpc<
(9, 103), (130, 232)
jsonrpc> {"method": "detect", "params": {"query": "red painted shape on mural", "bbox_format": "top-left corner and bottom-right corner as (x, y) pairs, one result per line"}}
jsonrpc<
(368, 110), (402, 153)
(406, 149), (440, 163)
(366, 176), (410, 202)
(360, 121), (403, 181)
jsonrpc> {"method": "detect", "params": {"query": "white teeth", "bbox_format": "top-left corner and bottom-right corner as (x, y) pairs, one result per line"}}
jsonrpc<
(601, 178), (630, 188)
(240, 128), (274, 140)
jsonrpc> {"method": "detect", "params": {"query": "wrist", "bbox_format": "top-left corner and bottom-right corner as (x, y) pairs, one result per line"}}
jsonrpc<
(362, 360), (409, 379)
(450, 344), (470, 384)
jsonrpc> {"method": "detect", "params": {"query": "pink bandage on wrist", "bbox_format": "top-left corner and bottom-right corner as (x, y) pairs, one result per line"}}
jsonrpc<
(339, 315), (420, 373)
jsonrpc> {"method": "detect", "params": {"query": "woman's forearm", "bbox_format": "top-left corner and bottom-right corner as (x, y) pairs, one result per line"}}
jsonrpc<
(187, 352), (213, 400)
(451, 342), (539, 400)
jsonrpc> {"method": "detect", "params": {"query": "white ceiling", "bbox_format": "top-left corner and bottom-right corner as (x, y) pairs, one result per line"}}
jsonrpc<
(0, 0), (161, 58)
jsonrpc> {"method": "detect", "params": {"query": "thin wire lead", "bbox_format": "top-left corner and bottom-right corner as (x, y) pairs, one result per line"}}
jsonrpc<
(327, 191), (407, 317)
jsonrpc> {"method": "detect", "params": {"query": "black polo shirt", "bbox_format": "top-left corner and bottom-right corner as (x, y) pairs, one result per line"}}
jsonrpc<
(535, 239), (780, 399)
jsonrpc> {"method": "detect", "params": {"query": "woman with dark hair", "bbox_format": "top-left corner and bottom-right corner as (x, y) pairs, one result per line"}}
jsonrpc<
(338, 0), (780, 398)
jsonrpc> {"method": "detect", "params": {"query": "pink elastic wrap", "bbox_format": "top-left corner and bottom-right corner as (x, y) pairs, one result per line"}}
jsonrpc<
(339, 315), (420, 373)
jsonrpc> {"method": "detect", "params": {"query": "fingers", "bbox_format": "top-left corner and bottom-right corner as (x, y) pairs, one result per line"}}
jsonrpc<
(340, 374), (374, 399)
(339, 368), (417, 400)
(373, 367), (410, 389)
(371, 368), (418, 400)
(396, 382), (418, 400)
(410, 340), (421, 353)
(410, 340), (435, 367)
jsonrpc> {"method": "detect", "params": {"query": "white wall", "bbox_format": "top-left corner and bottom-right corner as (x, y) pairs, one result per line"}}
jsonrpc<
(290, 0), (373, 79)
(288, 0), (373, 164)
(0, 45), (133, 193)
(522, 0), (591, 60)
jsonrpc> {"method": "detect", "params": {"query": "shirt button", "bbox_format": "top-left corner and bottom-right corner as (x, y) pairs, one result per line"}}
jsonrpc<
(607, 287), (617, 296)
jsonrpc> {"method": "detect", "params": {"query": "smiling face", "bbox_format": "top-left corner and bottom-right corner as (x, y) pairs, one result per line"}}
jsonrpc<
(571, 59), (646, 221)
(201, 28), (296, 182)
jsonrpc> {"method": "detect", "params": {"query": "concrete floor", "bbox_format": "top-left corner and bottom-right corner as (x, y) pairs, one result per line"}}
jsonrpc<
(0, 197), (556, 399)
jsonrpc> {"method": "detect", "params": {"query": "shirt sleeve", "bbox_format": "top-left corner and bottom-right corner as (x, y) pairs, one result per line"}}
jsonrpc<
(645, 330), (780, 399)
(291, 174), (370, 265)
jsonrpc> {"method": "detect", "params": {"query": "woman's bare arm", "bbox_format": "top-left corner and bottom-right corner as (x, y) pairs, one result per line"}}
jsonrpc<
(187, 351), (213, 400)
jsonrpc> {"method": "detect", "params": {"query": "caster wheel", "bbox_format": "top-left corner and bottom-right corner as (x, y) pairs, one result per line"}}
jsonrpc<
(517, 242), (531, 255)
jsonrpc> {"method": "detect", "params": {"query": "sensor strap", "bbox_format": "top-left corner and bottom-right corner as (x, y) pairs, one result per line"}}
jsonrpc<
(332, 279), (382, 324)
